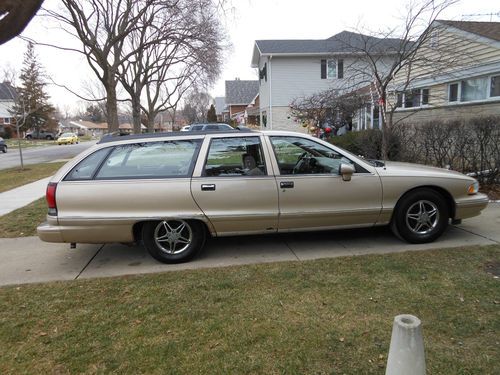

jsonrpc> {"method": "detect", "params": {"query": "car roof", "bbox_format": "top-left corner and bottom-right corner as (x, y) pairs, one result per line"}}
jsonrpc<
(97, 129), (256, 144)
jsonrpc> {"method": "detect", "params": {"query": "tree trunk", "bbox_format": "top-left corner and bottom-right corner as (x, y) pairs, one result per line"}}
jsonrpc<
(131, 97), (142, 134)
(146, 110), (156, 133)
(105, 82), (119, 133)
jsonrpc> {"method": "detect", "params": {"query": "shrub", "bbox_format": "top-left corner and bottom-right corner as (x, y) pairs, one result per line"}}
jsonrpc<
(332, 116), (499, 184)
(3, 125), (13, 139)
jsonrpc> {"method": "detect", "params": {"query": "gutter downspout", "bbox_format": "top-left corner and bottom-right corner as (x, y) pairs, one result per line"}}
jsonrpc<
(269, 55), (273, 130)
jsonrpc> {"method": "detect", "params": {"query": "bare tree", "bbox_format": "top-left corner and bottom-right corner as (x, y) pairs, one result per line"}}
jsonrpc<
(44, 0), (156, 132)
(290, 90), (366, 132)
(291, 0), (462, 159)
(131, 0), (224, 132)
(333, 0), (462, 158)
(180, 89), (213, 124)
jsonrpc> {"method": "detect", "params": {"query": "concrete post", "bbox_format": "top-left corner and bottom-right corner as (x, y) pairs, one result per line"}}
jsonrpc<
(385, 314), (426, 375)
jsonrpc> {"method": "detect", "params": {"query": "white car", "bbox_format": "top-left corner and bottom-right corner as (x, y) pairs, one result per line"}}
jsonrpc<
(180, 125), (191, 132)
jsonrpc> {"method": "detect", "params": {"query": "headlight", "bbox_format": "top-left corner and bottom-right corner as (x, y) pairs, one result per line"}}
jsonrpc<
(467, 181), (479, 195)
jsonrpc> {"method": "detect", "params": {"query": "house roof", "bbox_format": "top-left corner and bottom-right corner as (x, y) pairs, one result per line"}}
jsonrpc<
(437, 20), (500, 42)
(252, 31), (403, 66)
(225, 80), (259, 105)
(0, 81), (17, 101)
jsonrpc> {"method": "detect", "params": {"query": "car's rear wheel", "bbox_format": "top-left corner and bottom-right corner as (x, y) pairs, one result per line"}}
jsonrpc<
(142, 219), (205, 263)
(46, 135), (53, 140)
(1, 145), (6, 153)
(392, 189), (449, 243)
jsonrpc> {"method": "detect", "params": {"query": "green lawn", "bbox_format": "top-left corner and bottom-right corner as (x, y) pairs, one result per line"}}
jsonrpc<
(0, 162), (66, 193)
(5, 139), (56, 149)
(0, 245), (498, 374)
(0, 198), (46, 237)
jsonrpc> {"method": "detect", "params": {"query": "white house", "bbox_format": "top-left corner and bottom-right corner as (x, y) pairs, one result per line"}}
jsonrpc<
(251, 31), (400, 131)
(0, 81), (17, 136)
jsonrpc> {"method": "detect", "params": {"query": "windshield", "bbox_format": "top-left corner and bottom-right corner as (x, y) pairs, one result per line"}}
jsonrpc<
(61, 133), (74, 137)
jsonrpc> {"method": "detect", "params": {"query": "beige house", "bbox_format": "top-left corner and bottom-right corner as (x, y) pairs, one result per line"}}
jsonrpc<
(392, 20), (500, 124)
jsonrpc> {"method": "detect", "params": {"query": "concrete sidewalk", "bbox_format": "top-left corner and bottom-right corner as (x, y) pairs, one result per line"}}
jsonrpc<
(0, 177), (51, 216)
(0, 203), (498, 287)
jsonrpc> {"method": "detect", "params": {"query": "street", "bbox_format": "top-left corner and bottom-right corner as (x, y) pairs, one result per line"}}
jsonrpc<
(0, 141), (97, 170)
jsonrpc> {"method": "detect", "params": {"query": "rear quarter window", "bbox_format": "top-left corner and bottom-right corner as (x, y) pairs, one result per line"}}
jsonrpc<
(95, 140), (201, 179)
(64, 148), (111, 181)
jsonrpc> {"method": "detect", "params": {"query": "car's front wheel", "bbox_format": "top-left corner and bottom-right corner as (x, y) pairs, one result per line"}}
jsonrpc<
(1, 145), (6, 153)
(142, 220), (206, 263)
(392, 189), (449, 244)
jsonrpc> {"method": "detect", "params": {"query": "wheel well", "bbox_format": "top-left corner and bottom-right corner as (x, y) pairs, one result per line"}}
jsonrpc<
(132, 219), (211, 243)
(392, 186), (456, 221)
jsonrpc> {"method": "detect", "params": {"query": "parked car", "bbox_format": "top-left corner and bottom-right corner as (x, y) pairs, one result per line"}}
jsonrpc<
(57, 132), (79, 145)
(25, 130), (57, 140)
(187, 123), (234, 132)
(180, 125), (191, 132)
(37, 130), (488, 264)
(0, 137), (6, 153)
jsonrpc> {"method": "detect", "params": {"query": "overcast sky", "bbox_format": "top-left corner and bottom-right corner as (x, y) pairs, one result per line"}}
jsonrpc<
(0, 0), (498, 114)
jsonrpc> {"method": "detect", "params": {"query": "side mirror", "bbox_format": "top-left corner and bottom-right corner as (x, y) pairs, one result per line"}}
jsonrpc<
(339, 163), (355, 182)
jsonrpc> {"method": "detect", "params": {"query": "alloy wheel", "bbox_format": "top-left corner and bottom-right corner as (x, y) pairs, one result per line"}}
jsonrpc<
(153, 220), (193, 254)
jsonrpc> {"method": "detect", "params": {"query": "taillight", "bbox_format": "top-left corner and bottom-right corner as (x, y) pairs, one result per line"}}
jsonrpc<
(46, 182), (58, 216)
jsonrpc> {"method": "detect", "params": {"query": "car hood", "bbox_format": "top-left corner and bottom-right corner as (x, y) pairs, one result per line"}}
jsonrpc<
(378, 161), (472, 180)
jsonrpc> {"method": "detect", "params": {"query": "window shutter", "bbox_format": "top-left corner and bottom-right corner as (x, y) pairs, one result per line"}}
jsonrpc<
(337, 59), (344, 79)
(320, 59), (326, 79)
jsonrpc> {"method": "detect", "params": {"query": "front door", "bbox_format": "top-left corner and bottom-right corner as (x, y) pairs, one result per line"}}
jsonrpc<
(191, 135), (279, 236)
(268, 135), (383, 231)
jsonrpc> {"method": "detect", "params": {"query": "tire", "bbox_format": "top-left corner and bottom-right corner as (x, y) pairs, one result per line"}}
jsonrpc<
(46, 135), (53, 140)
(1, 145), (6, 153)
(391, 188), (449, 244)
(26, 135), (32, 139)
(142, 220), (206, 263)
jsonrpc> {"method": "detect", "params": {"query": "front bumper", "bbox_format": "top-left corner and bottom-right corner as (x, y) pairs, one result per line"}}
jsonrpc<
(455, 193), (489, 220)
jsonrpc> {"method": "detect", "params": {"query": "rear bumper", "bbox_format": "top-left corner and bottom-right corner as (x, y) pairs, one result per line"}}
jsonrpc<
(455, 193), (489, 220)
(37, 222), (65, 242)
(37, 221), (134, 243)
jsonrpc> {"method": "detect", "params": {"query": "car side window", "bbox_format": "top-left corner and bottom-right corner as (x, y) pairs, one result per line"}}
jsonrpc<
(64, 148), (111, 181)
(95, 140), (201, 179)
(270, 136), (357, 175)
(204, 137), (267, 177)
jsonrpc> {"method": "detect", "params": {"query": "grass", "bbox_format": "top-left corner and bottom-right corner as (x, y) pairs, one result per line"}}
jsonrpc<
(0, 198), (47, 237)
(5, 139), (56, 149)
(0, 245), (498, 374)
(0, 161), (66, 193)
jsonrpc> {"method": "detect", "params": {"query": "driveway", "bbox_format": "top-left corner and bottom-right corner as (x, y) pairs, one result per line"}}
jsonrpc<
(0, 203), (498, 287)
(0, 141), (97, 170)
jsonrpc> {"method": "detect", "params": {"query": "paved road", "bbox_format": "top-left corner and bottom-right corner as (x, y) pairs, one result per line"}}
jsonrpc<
(0, 141), (97, 170)
(0, 203), (498, 286)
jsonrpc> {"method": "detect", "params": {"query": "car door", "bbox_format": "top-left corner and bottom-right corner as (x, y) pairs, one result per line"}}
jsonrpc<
(266, 135), (383, 231)
(191, 134), (279, 236)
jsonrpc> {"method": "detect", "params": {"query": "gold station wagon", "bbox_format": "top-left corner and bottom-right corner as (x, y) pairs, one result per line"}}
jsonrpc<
(37, 130), (489, 263)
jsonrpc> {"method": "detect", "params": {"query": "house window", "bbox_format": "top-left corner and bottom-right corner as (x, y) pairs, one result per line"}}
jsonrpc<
(448, 83), (459, 102)
(430, 30), (439, 48)
(490, 75), (500, 97)
(448, 75), (500, 103)
(421, 89), (429, 105)
(3, 118), (10, 124)
(327, 60), (337, 79)
(321, 59), (343, 79)
(461, 77), (488, 102)
(397, 88), (430, 108)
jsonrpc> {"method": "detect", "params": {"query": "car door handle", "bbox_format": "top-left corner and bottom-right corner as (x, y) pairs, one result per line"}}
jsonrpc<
(280, 181), (294, 189)
(201, 184), (216, 191)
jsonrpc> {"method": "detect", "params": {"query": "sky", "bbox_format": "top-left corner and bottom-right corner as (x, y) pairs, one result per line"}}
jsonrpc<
(0, 0), (498, 114)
